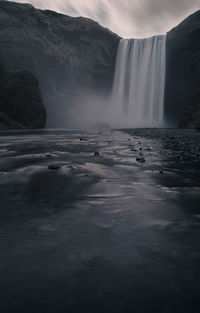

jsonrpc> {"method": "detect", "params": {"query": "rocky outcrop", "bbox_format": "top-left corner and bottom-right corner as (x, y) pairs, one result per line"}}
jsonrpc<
(0, 1), (120, 127)
(166, 10), (200, 128)
(0, 63), (46, 129)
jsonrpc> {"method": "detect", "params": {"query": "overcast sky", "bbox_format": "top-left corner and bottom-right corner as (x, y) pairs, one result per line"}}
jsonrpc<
(8, 0), (200, 38)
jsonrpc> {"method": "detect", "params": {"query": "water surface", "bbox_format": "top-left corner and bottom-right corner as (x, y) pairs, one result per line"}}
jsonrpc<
(0, 128), (200, 313)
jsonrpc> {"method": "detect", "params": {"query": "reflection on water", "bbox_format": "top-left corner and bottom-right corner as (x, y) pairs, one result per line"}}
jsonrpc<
(0, 129), (200, 313)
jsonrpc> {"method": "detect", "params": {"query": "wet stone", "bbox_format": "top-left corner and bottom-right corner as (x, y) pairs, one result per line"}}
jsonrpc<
(136, 157), (146, 163)
(80, 137), (88, 141)
(48, 165), (61, 170)
(68, 165), (75, 170)
(131, 148), (138, 152)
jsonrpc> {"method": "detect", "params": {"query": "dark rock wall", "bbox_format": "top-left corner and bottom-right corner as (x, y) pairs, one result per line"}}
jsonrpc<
(0, 63), (46, 129)
(0, 1), (120, 127)
(165, 11), (200, 127)
(179, 50), (200, 128)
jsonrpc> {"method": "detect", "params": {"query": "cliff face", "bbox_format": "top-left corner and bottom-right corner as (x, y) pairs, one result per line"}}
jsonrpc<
(0, 1), (120, 127)
(166, 10), (200, 127)
(0, 63), (46, 129)
(1, 1), (199, 129)
(179, 52), (200, 128)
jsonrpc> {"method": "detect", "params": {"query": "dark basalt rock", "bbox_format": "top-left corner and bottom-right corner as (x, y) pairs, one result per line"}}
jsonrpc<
(179, 89), (200, 129)
(179, 55), (200, 128)
(80, 137), (88, 142)
(136, 157), (146, 163)
(48, 165), (61, 170)
(166, 10), (200, 128)
(0, 63), (46, 129)
(0, 1), (120, 127)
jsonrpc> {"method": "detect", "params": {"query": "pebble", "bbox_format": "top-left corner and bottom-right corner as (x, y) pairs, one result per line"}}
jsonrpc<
(48, 165), (61, 170)
(136, 157), (146, 163)
(80, 137), (88, 141)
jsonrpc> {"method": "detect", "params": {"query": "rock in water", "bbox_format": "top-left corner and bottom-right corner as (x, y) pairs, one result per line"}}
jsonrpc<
(80, 137), (88, 142)
(136, 157), (146, 163)
(48, 165), (61, 170)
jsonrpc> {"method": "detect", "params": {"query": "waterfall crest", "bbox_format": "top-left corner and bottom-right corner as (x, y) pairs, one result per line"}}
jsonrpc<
(110, 35), (166, 128)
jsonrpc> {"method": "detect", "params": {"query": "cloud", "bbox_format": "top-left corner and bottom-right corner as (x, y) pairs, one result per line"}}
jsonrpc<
(7, 0), (200, 37)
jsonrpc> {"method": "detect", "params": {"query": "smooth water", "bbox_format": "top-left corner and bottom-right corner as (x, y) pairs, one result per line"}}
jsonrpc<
(1, 129), (200, 313)
(111, 35), (166, 128)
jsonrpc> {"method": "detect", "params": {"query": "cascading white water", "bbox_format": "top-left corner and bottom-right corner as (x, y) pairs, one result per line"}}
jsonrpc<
(110, 35), (166, 128)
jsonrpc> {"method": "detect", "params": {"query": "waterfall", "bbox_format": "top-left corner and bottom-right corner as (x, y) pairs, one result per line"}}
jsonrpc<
(110, 35), (166, 128)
